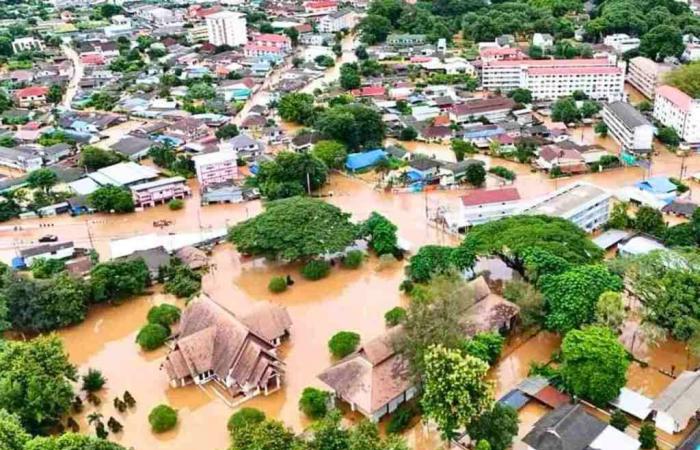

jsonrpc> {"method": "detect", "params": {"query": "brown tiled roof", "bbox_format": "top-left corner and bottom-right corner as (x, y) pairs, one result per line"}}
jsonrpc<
(461, 188), (521, 207)
(240, 303), (292, 343)
(464, 276), (520, 335)
(175, 246), (208, 270)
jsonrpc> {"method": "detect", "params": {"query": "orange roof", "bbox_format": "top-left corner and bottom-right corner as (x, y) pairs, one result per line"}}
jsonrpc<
(533, 385), (570, 408)
(15, 86), (49, 98)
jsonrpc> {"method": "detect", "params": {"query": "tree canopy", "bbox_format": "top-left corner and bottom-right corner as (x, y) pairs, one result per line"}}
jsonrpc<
(406, 245), (476, 282)
(253, 152), (328, 200)
(311, 140), (347, 170)
(665, 61), (700, 98)
(278, 93), (317, 125)
(315, 104), (385, 150)
(467, 404), (519, 450)
(228, 197), (358, 261)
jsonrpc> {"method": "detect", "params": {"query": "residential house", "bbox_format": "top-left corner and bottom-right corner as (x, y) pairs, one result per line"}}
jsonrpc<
(407, 158), (441, 180)
(243, 44), (285, 61)
(15, 86), (49, 108)
(175, 246), (208, 270)
(0, 145), (43, 171)
(291, 132), (322, 152)
(465, 276), (520, 335)
(387, 34), (427, 47)
(122, 246), (171, 277)
(229, 134), (263, 159)
(40, 143), (73, 165)
(602, 101), (654, 153)
(479, 46), (526, 62)
(162, 294), (289, 400)
(251, 33), (292, 51)
(535, 144), (587, 173)
(603, 33), (641, 54)
(19, 241), (75, 267)
(11, 37), (44, 53)
(450, 97), (516, 124)
(445, 187), (522, 231)
(411, 105), (440, 122)
(239, 302), (293, 347)
(130, 176), (191, 208)
(650, 370), (700, 434)
(192, 150), (238, 186)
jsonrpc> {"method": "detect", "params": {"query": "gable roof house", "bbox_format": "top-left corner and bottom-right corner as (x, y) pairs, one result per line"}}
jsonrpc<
(229, 134), (264, 160)
(464, 276), (520, 335)
(109, 136), (154, 160)
(162, 295), (291, 402)
(650, 370), (700, 434)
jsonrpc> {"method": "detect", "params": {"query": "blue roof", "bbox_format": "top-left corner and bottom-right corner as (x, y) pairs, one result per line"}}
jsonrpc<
(635, 176), (677, 194)
(11, 256), (25, 269)
(406, 170), (424, 181)
(498, 389), (530, 410)
(345, 149), (386, 171)
(463, 126), (504, 139)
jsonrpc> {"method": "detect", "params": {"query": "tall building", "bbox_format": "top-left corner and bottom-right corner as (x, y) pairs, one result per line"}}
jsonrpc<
(481, 57), (625, 101)
(627, 57), (673, 99)
(205, 10), (247, 47)
(653, 85), (700, 146)
(602, 101), (654, 153)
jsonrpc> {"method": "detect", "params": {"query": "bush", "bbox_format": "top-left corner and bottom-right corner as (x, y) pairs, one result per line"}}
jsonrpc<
(268, 276), (288, 293)
(227, 407), (265, 433)
(298, 387), (330, 419)
(399, 279), (414, 293)
(610, 409), (629, 431)
(639, 422), (656, 449)
(384, 307), (407, 326)
(168, 199), (184, 210)
(136, 323), (170, 351)
(148, 404), (178, 433)
(342, 250), (363, 269)
(461, 332), (505, 365)
(301, 260), (330, 281)
(488, 166), (516, 181)
(147, 304), (181, 327)
(387, 404), (416, 434)
(328, 331), (360, 358)
(82, 368), (107, 392)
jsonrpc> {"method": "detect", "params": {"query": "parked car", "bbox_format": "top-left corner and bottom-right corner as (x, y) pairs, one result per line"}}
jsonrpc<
(38, 235), (58, 243)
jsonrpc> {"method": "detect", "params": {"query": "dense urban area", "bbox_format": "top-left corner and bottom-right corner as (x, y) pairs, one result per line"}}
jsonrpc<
(1, 0), (700, 449)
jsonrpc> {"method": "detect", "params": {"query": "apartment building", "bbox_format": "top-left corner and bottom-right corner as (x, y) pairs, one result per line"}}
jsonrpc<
(130, 176), (191, 208)
(481, 57), (625, 101)
(318, 10), (357, 33)
(192, 150), (238, 187)
(522, 182), (612, 232)
(653, 85), (700, 146)
(626, 57), (673, 99)
(252, 33), (292, 50)
(206, 10), (247, 47)
(304, 0), (338, 15)
(447, 188), (522, 231)
(603, 33), (640, 54)
(14, 86), (49, 108)
(602, 101), (654, 152)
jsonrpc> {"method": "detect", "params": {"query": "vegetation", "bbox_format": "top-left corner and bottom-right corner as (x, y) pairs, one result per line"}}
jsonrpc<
(461, 332), (505, 365)
(88, 185), (135, 213)
(252, 152), (328, 200)
(560, 326), (629, 405)
(277, 93), (317, 125)
(89, 259), (150, 303)
(228, 197), (358, 262)
(595, 291), (626, 332)
(595, 122), (608, 137)
(315, 103), (385, 150)
(82, 368), (107, 393)
(328, 331), (361, 358)
(384, 306), (407, 326)
(168, 199), (184, 211)
(148, 404), (178, 433)
(467, 404), (519, 450)
(162, 259), (201, 299)
(227, 408), (265, 433)
(488, 166), (516, 181)
(147, 304), (181, 328)
(311, 140), (347, 170)
(301, 260), (331, 280)
(503, 280), (545, 329)
(268, 276), (288, 293)
(406, 244), (476, 282)
(465, 164), (486, 187)
(79, 146), (124, 171)
(29, 257), (65, 279)
(551, 97), (581, 123)
(361, 212), (399, 256)
(639, 422), (657, 449)
(386, 404), (417, 434)
(342, 250), (364, 269)
(657, 126), (681, 147)
(609, 409), (629, 431)
(136, 323), (170, 351)
(298, 387), (330, 419)
(665, 61), (700, 98)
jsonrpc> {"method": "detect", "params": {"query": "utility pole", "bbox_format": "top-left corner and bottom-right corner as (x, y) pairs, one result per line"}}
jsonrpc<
(85, 219), (95, 250)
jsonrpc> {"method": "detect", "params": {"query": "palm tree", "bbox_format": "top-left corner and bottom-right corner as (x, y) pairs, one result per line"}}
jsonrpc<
(87, 412), (103, 426)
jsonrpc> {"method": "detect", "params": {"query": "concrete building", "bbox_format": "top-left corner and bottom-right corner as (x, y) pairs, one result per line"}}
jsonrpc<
(602, 101), (654, 152)
(251, 33), (291, 50)
(387, 34), (427, 47)
(532, 33), (554, 50)
(445, 188), (522, 231)
(449, 97), (516, 123)
(522, 182), (613, 232)
(130, 176), (191, 208)
(20, 242), (75, 267)
(206, 10), (247, 47)
(192, 150), (238, 187)
(14, 86), (49, 107)
(603, 33), (641, 54)
(626, 57), (673, 99)
(653, 85), (700, 146)
(318, 10), (357, 33)
(0, 146), (43, 171)
(11, 37), (44, 53)
(481, 57), (625, 101)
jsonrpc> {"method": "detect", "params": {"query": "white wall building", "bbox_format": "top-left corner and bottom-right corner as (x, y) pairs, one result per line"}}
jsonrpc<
(532, 33), (554, 50)
(602, 101), (654, 152)
(603, 34), (640, 54)
(318, 10), (357, 33)
(481, 57), (625, 101)
(11, 37), (44, 53)
(653, 85), (700, 146)
(206, 10), (247, 47)
(444, 187), (522, 231)
(192, 149), (238, 187)
(626, 56), (673, 99)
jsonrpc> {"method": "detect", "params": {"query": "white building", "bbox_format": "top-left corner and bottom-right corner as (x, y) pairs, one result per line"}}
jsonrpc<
(206, 10), (247, 47)
(481, 56), (625, 101)
(626, 56), (673, 99)
(603, 34), (640, 54)
(521, 182), (613, 232)
(11, 37), (44, 53)
(532, 33), (554, 50)
(318, 10), (357, 33)
(653, 85), (700, 146)
(192, 150), (239, 187)
(444, 187), (522, 231)
(20, 242), (75, 267)
(682, 43), (700, 62)
(602, 101), (654, 152)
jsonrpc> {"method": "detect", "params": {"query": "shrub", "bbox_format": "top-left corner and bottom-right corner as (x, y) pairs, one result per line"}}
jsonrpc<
(384, 307), (407, 326)
(328, 331), (360, 358)
(342, 250), (363, 269)
(82, 368), (107, 392)
(610, 409), (629, 431)
(301, 260), (330, 280)
(488, 166), (516, 181)
(136, 323), (170, 351)
(148, 404), (178, 433)
(399, 279), (414, 293)
(298, 387), (330, 419)
(639, 422), (656, 449)
(461, 332), (505, 365)
(168, 199), (184, 210)
(227, 407), (265, 433)
(387, 404), (416, 434)
(147, 304), (181, 327)
(268, 276), (288, 293)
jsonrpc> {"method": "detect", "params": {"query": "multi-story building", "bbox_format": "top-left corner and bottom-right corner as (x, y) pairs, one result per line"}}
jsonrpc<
(243, 44), (285, 60)
(187, 25), (210, 43)
(130, 176), (191, 208)
(192, 150), (238, 187)
(14, 86), (49, 107)
(318, 10), (357, 33)
(445, 187), (522, 231)
(653, 85), (700, 146)
(11, 37), (44, 53)
(304, 0), (338, 15)
(603, 33), (640, 54)
(387, 34), (427, 47)
(602, 101), (654, 153)
(626, 56), (674, 99)
(481, 57), (625, 101)
(449, 97), (516, 123)
(206, 10), (247, 47)
(251, 33), (292, 51)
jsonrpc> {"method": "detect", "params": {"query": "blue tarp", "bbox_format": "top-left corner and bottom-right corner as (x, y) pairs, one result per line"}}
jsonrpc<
(406, 170), (423, 181)
(498, 389), (530, 410)
(11, 257), (25, 270)
(635, 176), (677, 194)
(154, 135), (184, 147)
(345, 149), (386, 171)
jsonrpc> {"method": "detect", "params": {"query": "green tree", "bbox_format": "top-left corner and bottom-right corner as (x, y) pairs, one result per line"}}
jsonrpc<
(399, 126), (418, 141)
(541, 264), (623, 332)
(595, 291), (625, 332)
(634, 206), (666, 237)
(311, 140), (347, 169)
(609, 409), (629, 431)
(465, 163), (486, 187)
(25, 433), (127, 450)
(228, 408), (265, 434)
(421, 345), (494, 440)
(508, 88), (533, 104)
(79, 146), (124, 171)
(187, 82), (216, 100)
(301, 259), (331, 280)
(665, 223), (696, 247)
(254, 151), (328, 199)
(0, 336), (76, 433)
(407, 244), (475, 282)
(162, 260), (201, 298)
(147, 304), (181, 327)
(230, 418), (297, 450)
(640, 24), (684, 61)
(315, 104), (386, 150)
(467, 404), (519, 450)
(328, 331), (360, 358)
(665, 61), (700, 98)
(99, 3), (123, 17)
(461, 332), (505, 365)
(361, 212), (398, 256)
(299, 387), (330, 419)
(359, 14), (392, 44)
(26, 168), (58, 194)
(639, 422), (656, 449)
(503, 280), (545, 329)
(560, 326), (629, 405)
(82, 368), (107, 392)
(595, 122), (608, 137)
(88, 259), (150, 303)
(30, 257), (66, 279)
(451, 139), (476, 162)
(47, 85), (63, 104)
(148, 404), (177, 433)
(340, 63), (361, 90)
(0, 409), (30, 450)
(277, 93), (317, 125)
(579, 100), (601, 118)
(385, 306), (407, 326)
(215, 124), (239, 140)
(88, 185), (135, 213)
(521, 247), (572, 284)
(607, 202), (631, 229)
(551, 97), (581, 123)
(228, 197), (358, 261)
(657, 126), (681, 147)
(136, 323), (170, 351)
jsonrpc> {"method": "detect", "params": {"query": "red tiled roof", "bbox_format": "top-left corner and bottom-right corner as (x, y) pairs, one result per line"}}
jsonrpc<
(255, 33), (290, 43)
(451, 97), (516, 116)
(15, 86), (49, 98)
(296, 23), (313, 33)
(351, 86), (386, 97)
(410, 56), (432, 63)
(461, 188), (521, 206)
(533, 385), (570, 408)
(656, 85), (693, 113)
(80, 54), (105, 65)
(305, 0), (337, 8)
(433, 115), (450, 126)
(194, 5), (222, 17)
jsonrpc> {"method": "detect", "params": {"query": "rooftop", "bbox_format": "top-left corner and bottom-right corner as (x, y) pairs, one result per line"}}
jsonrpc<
(523, 182), (610, 218)
(461, 188), (521, 206)
(605, 101), (651, 128)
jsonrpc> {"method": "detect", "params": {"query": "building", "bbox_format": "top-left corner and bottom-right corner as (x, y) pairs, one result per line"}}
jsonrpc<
(243, 44), (285, 60)
(251, 33), (291, 50)
(130, 176), (191, 208)
(653, 85), (700, 146)
(602, 101), (654, 152)
(682, 43), (700, 62)
(109, 136), (153, 160)
(229, 134), (263, 159)
(87, 161), (159, 187)
(523, 404), (640, 450)
(603, 33), (641, 54)
(626, 57), (673, 99)
(11, 37), (45, 53)
(304, 0), (338, 15)
(481, 57), (625, 101)
(445, 188), (522, 231)
(0, 146), (43, 171)
(192, 150), (238, 187)
(532, 33), (554, 50)
(318, 10), (357, 33)
(522, 182), (613, 232)
(14, 86), (49, 107)
(479, 46), (526, 62)
(449, 97), (516, 123)
(206, 11), (247, 47)
(650, 370), (700, 434)
(19, 242), (75, 267)
(387, 34), (427, 47)
(161, 294), (289, 401)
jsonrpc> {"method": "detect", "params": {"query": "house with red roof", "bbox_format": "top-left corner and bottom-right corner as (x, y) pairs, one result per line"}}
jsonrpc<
(80, 53), (106, 66)
(350, 86), (386, 98)
(304, 0), (338, 14)
(252, 33), (292, 51)
(447, 187), (522, 231)
(15, 86), (49, 108)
